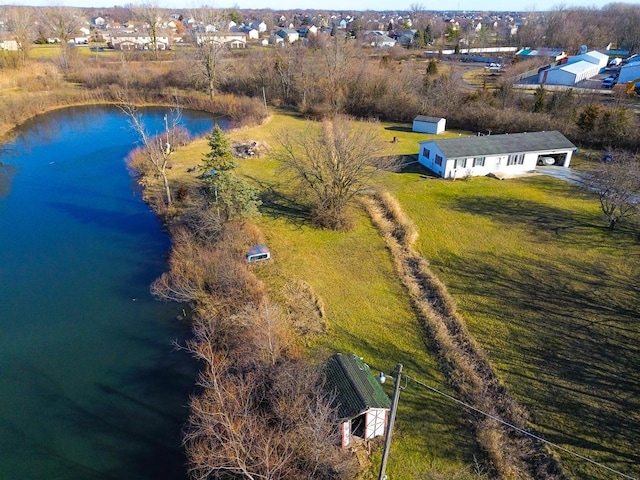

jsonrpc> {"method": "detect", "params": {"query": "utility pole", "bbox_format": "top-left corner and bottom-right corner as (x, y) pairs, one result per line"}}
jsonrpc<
(378, 363), (403, 480)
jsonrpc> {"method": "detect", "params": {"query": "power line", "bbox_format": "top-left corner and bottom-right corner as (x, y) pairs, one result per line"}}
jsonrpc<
(405, 374), (637, 480)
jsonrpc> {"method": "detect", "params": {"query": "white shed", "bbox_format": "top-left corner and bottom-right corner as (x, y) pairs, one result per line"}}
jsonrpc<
(418, 131), (576, 179)
(412, 115), (446, 134)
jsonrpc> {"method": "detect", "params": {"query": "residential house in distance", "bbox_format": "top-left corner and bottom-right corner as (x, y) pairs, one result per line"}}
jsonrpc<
(418, 131), (575, 179)
(0, 38), (18, 51)
(237, 25), (259, 40)
(108, 31), (171, 51)
(250, 20), (268, 32)
(195, 32), (248, 49)
(323, 353), (390, 448)
(276, 28), (299, 43)
(363, 31), (396, 48)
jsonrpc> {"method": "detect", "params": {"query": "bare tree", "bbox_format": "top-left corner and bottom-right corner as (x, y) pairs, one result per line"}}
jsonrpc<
(189, 6), (228, 99)
(37, 6), (82, 71)
(119, 101), (183, 207)
(182, 328), (355, 480)
(131, 2), (164, 60)
(274, 115), (396, 230)
(320, 37), (358, 113)
(5, 6), (35, 65)
(585, 150), (640, 230)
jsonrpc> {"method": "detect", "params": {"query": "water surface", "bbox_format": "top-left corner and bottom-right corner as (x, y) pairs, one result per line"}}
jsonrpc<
(0, 106), (217, 479)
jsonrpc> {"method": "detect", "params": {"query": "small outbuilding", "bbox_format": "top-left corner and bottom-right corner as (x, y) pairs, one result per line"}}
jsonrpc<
(246, 244), (270, 262)
(418, 130), (576, 179)
(323, 353), (390, 448)
(412, 115), (446, 134)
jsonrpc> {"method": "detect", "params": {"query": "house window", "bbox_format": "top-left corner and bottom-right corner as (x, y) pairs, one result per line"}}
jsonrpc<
(422, 147), (430, 159)
(473, 157), (485, 167)
(435, 154), (443, 166)
(507, 154), (525, 166)
(454, 158), (466, 169)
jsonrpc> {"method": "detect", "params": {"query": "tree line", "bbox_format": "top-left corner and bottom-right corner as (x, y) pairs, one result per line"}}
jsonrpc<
(134, 124), (360, 480)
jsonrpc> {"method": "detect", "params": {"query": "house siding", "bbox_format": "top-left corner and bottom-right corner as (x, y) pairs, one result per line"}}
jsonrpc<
(418, 131), (574, 178)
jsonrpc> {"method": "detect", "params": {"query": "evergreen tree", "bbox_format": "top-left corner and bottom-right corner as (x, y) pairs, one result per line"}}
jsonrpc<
(202, 124), (237, 172)
(414, 29), (426, 48)
(199, 125), (261, 221)
(426, 58), (438, 75)
(576, 103), (601, 133)
(424, 24), (433, 43)
(533, 86), (546, 113)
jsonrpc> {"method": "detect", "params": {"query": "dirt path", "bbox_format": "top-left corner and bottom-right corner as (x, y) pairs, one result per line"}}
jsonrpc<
(362, 190), (567, 480)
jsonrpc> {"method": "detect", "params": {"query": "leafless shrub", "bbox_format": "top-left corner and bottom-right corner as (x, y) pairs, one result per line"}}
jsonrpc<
(281, 280), (327, 338)
(274, 115), (396, 231)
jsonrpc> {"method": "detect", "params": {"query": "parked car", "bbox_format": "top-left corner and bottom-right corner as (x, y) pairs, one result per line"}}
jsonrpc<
(537, 156), (555, 166)
(602, 77), (616, 88)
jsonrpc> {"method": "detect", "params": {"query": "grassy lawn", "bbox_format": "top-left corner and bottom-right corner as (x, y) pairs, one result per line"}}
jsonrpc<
(382, 172), (640, 480)
(226, 116), (480, 478)
(173, 110), (640, 479)
(217, 112), (480, 477)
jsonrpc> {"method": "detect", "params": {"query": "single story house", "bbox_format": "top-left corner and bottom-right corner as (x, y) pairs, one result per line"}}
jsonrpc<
(418, 131), (575, 179)
(413, 115), (446, 134)
(363, 31), (396, 48)
(324, 353), (390, 448)
(0, 39), (18, 51)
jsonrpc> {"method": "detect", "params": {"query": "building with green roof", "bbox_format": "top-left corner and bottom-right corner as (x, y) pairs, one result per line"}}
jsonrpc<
(324, 353), (390, 448)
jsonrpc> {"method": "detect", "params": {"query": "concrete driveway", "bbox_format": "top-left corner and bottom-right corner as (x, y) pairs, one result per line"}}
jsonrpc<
(535, 166), (590, 187)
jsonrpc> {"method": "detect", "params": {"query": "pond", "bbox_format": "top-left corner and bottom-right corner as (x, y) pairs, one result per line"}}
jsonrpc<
(0, 105), (218, 479)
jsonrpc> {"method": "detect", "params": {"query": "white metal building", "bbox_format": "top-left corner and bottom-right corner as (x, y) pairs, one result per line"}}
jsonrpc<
(618, 61), (640, 84)
(539, 50), (608, 86)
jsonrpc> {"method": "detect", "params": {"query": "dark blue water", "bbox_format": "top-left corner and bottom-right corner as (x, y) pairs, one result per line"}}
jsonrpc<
(0, 106), (217, 480)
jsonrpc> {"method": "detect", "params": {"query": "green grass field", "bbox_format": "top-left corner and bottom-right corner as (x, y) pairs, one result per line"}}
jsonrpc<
(174, 110), (640, 479)
(222, 114), (483, 478)
(381, 170), (640, 479)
